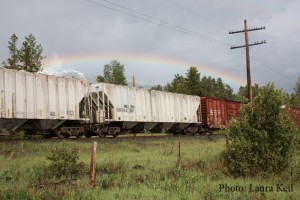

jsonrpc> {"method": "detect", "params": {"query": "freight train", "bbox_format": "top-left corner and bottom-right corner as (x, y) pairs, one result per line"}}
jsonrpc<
(0, 67), (299, 138)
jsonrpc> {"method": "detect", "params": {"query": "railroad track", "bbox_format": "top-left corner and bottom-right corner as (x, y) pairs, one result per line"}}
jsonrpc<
(0, 134), (226, 144)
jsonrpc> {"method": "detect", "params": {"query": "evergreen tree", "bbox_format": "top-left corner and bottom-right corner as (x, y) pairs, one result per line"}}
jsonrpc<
(150, 84), (163, 91)
(290, 77), (300, 106)
(165, 66), (235, 100)
(236, 83), (260, 102)
(2, 34), (21, 70)
(294, 77), (300, 96)
(223, 84), (235, 100)
(201, 76), (216, 96)
(19, 34), (44, 72)
(96, 60), (127, 86)
(164, 74), (187, 94)
(290, 94), (300, 107)
(200, 76), (235, 100)
(185, 66), (202, 95)
(216, 78), (225, 97)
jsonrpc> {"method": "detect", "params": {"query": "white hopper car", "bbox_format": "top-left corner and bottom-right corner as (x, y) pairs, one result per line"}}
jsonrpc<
(86, 83), (201, 137)
(0, 68), (201, 138)
(0, 67), (89, 137)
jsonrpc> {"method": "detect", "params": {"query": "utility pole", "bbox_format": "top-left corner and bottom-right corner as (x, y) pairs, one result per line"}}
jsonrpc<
(132, 75), (136, 87)
(229, 19), (266, 102)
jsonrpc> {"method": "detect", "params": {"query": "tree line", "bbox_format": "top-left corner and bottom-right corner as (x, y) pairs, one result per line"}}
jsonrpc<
(96, 60), (300, 106)
(150, 67), (235, 100)
(95, 61), (237, 100)
(2, 34), (300, 107)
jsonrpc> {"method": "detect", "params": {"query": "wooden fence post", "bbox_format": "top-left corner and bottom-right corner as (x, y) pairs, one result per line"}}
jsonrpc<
(177, 142), (181, 167)
(90, 141), (97, 189)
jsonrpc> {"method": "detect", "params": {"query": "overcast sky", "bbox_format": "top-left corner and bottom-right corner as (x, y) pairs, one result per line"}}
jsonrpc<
(1, 0), (299, 93)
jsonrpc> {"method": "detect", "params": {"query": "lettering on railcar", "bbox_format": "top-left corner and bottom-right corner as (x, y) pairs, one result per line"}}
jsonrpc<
(117, 105), (135, 113)
(67, 110), (74, 116)
(16, 111), (26, 117)
(117, 108), (125, 112)
(210, 109), (221, 115)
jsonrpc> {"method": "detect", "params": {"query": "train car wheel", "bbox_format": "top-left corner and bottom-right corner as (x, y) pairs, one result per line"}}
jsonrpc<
(76, 134), (84, 139)
(112, 131), (119, 138)
(43, 130), (55, 138)
(99, 132), (107, 138)
(96, 129), (105, 138)
(205, 129), (214, 135)
(85, 130), (93, 138)
(181, 129), (187, 135)
(43, 133), (53, 139)
(55, 130), (68, 138)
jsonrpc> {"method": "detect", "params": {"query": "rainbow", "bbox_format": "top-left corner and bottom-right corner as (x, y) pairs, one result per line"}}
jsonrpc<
(42, 52), (246, 89)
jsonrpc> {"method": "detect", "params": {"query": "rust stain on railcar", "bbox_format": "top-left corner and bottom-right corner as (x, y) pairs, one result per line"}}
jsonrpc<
(1, 93), (4, 118)
(201, 97), (242, 129)
(75, 105), (78, 119)
(12, 93), (15, 118)
(45, 75), (49, 119)
(55, 77), (59, 119)
(226, 101), (241, 123)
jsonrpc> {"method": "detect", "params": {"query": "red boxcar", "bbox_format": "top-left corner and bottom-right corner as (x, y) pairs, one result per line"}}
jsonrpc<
(289, 106), (300, 127)
(200, 97), (242, 129)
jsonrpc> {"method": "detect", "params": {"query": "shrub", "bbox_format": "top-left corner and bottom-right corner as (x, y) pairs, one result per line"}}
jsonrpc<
(46, 147), (85, 179)
(225, 83), (298, 177)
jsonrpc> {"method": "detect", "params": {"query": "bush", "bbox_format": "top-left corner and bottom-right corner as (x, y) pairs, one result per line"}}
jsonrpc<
(47, 147), (85, 179)
(225, 83), (298, 177)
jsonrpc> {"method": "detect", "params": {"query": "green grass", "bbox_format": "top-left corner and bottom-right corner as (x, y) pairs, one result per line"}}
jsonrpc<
(0, 137), (299, 199)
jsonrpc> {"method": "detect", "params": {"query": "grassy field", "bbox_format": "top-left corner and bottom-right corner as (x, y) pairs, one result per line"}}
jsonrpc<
(0, 136), (299, 200)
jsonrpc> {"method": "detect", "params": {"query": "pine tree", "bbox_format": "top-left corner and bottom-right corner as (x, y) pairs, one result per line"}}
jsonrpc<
(185, 66), (202, 95)
(150, 84), (163, 91)
(2, 34), (21, 70)
(96, 60), (127, 86)
(290, 77), (300, 106)
(19, 33), (44, 72)
(164, 74), (187, 94)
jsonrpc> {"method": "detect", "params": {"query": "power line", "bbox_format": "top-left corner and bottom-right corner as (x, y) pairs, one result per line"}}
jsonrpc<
(163, 0), (231, 31)
(250, 56), (297, 84)
(232, 48), (298, 85)
(86, 0), (298, 87)
(163, 0), (298, 84)
(100, 0), (228, 45)
(85, 0), (230, 46)
(264, 48), (298, 69)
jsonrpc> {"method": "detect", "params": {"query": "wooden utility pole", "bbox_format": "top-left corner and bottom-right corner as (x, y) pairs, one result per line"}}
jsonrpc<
(132, 75), (136, 87)
(229, 19), (266, 102)
(244, 20), (252, 103)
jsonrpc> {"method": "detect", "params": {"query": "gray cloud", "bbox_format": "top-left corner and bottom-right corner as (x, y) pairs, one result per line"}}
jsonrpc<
(0, 0), (299, 93)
